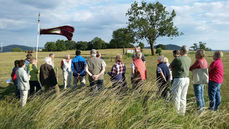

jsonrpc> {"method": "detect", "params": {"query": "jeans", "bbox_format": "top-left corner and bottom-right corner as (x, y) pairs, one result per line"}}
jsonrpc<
(208, 81), (221, 111)
(171, 77), (190, 115)
(193, 84), (205, 110)
(73, 76), (85, 88)
(90, 80), (104, 91)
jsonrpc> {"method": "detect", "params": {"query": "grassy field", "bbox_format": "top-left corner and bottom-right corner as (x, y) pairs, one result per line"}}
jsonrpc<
(0, 49), (228, 128)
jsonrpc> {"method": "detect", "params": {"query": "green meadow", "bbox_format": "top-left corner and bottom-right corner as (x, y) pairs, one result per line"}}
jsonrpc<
(0, 49), (228, 129)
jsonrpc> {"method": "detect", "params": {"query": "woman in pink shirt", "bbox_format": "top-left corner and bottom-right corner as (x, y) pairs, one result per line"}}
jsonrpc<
(208, 50), (224, 111)
(190, 49), (208, 112)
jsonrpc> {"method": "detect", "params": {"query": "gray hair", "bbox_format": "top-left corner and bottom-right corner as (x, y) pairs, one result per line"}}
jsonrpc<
(157, 55), (164, 62)
(196, 49), (205, 58)
(90, 49), (97, 57)
(44, 57), (52, 65)
(214, 50), (223, 59)
(180, 45), (189, 54)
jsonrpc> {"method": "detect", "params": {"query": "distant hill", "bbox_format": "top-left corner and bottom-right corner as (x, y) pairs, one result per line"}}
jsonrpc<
(145, 44), (181, 50)
(2, 45), (34, 52)
(164, 44), (181, 50)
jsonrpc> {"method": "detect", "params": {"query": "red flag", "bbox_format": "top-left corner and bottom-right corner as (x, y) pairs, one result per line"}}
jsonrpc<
(40, 25), (75, 40)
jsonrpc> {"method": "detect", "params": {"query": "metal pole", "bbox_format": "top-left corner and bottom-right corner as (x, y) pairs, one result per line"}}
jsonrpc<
(35, 13), (40, 61)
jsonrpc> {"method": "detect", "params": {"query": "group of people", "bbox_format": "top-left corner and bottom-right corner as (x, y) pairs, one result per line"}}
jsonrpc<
(10, 46), (224, 116)
(170, 46), (223, 115)
(154, 46), (224, 115)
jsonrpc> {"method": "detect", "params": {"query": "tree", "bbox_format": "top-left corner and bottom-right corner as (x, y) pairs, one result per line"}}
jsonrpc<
(156, 44), (166, 50)
(126, 1), (181, 55)
(44, 42), (57, 51)
(12, 48), (23, 52)
(109, 28), (135, 48)
(156, 48), (162, 55)
(191, 43), (198, 51)
(88, 37), (107, 50)
(191, 42), (211, 51)
(56, 40), (66, 51)
(65, 40), (76, 50)
(76, 41), (88, 50)
(138, 42), (144, 49)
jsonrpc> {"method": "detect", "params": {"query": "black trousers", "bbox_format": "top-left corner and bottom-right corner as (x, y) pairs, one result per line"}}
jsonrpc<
(29, 81), (41, 95)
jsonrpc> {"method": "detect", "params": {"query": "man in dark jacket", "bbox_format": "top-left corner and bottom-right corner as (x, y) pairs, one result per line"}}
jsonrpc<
(40, 57), (59, 94)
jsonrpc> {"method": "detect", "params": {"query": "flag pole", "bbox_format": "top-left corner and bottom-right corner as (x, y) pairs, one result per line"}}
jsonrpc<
(35, 13), (40, 62)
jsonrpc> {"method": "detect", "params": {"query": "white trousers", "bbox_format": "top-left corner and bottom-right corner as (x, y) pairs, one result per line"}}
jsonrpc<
(20, 90), (28, 107)
(63, 70), (72, 89)
(171, 77), (190, 115)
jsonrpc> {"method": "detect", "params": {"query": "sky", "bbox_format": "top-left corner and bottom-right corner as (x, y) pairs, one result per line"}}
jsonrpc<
(0, 0), (229, 50)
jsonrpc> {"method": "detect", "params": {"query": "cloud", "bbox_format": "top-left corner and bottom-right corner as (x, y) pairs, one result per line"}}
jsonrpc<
(0, 18), (27, 30)
(0, 0), (228, 50)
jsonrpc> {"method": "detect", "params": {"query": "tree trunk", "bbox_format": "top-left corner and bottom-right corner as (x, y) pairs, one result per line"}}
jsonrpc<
(150, 40), (155, 56)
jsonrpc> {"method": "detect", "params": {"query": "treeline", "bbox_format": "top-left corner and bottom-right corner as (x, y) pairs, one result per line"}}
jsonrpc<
(43, 28), (136, 51)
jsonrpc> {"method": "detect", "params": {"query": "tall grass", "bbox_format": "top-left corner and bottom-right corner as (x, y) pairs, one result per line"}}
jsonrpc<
(0, 81), (228, 129)
(0, 49), (229, 128)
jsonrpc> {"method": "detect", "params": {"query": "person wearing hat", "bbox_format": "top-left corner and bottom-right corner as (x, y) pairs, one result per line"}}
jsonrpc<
(85, 49), (105, 91)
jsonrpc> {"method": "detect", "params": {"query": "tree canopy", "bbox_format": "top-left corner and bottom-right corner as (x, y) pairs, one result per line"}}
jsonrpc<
(191, 42), (211, 51)
(109, 28), (134, 48)
(126, 1), (181, 55)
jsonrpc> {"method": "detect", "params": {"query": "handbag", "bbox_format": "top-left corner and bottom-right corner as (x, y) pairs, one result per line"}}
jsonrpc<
(192, 61), (209, 84)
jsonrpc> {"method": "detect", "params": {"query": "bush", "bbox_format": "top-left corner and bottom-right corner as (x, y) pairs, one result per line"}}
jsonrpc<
(156, 48), (162, 55)
(11, 48), (23, 52)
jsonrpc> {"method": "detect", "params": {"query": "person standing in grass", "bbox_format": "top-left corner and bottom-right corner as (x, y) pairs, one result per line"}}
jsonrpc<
(24, 54), (32, 73)
(132, 52), (147, 89)
(208, 50), (224, 111)
(132, 46), (146, 64)
(61, 54), (72, 89)
(108, 54), (127, 88)
(156, 56), (170, 98)
(49, 53), (55, 68)
(72, 50), (86, 89)
(170, 50), (180, 85)
(96, 51), (106, 71)
(11, 60), (20, 98)
(173, 50), (180, 58)
(164, 57), (172, 82)
(16, 60), (30, 106)
(170, 45), (191, 115)
(85, 49), (105, 91)
(40, 57), (59, 94)
(190, 49), (208, 112)
(28, 57), (41, 95)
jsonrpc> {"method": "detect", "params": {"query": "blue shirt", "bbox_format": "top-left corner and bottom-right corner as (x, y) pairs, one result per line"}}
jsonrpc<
(71, 56), (86, 76)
